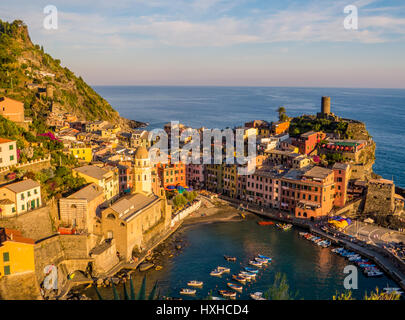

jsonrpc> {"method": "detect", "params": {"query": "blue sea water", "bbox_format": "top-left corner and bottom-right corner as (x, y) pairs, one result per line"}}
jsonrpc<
(94, 86), (405, 187)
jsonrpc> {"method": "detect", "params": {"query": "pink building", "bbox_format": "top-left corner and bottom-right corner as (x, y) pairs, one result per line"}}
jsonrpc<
(246, 166), (287, 208)
(186, 163), (205, 190)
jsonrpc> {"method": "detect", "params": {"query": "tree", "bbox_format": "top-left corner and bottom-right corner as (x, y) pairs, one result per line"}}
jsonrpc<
(277, 107), (287, 121)
(264, 272), (299, 300)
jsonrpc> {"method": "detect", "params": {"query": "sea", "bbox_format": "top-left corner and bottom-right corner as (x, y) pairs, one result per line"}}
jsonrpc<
(94, 86), (405, 188)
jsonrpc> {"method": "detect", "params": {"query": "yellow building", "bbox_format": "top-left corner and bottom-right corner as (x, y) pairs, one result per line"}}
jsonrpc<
(73, 165), (119, 203)
(0, 228), (35, 278)
(70, 147), (93, 163)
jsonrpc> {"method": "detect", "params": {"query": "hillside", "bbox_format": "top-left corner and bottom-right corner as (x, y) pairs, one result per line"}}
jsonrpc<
(0, 19), (134, 128)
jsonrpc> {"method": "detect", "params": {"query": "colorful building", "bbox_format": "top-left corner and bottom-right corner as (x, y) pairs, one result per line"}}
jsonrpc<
(0, 179), (42, 215)
(0, 97), (25, 123)
(280, 166), (335, 219)
(332, 163), (351, 207)
(70, 146), (93, 162)
(271, 120), (290, 135)
(155, 156), (186, 189)
(73, 165), (119, 203)
(0, 228), (35, 278)
(186, 162), (205, 190)
(0, 138), (17, 168)
(294, 131), (326, 155)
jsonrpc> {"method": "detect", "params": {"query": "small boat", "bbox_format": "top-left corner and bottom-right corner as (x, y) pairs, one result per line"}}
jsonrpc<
(210, 269), (223, 277)
(258, 221), (274, 226)
(366, 271), (384, 277)
(255, 257), (268, 264)
(250, 292), (266, 300)
(155, 265), (163, 271)
(244, 267), (259, 273)
(217, 266), (230, 273)
(383, 287), (404, 295)
(249, 260), (262, 267)
(218, 290), (236, 299)
(227, 282), (243, 292)
(211, 296), (225, 300)
(180, 288), (196, 295)
(238, 273), (252, 281)
(187, 280), (203, 287)
(232, 275), (247, 284)
(240, 271), (257, 279)
(257, 254), (272, 262)
(224, 255), (237, 262)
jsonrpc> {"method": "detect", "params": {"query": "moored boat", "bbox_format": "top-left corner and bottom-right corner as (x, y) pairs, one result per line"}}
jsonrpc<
(244, 267), (259, 273)
(227, 282), (243, 292)
(218, 290), (236, 298)
(224, 255), (237, 262)
(180, 288), (196, 295)
(187, 280), (203, 287)
(232, 275), (247, 284)
(257, 254), (272, 262)
(249, 260), (262, 267)
(217, 266), (230, 273)
(210, 269), (223, 277)
(258, 221), (274, 226)
(240, 271), (257, 279)
(255, 257), (268, 264)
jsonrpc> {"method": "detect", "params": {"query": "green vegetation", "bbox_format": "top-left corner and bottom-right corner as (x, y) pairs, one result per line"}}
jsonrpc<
(0, 19), (120, 125)
(94, 275), (159, 300)
(289, 116), (348, 138)
(333, 288), (401, 300)
(169, 190), (198, 211)
(33, 166), (86, 200)
(264, 272), (300, 300)
(277, 106), (288, 122)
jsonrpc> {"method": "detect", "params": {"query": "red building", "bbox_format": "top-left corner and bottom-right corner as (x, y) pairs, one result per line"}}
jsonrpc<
(155, 156), (186, 189)
(294, 131), (326, 155)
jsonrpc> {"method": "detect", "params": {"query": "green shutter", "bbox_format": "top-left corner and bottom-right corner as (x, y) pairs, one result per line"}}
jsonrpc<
(4, 265), (11, 275)
(3, 252), (10, 262)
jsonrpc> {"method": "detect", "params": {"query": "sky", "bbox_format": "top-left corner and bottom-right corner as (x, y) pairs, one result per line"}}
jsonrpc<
(1, 0), (405, 88)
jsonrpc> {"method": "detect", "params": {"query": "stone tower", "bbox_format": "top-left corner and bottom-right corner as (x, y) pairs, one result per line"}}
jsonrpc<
(133, 146), (152, 195)
(321, 96), (331, 115)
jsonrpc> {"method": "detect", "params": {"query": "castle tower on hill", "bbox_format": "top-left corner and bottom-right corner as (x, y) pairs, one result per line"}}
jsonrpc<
(317, 96), (338, 120)
(133, 146), (152, 195)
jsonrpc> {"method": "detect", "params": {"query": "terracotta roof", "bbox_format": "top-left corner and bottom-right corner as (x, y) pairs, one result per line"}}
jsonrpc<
(4, 228), (35, 245)
(109, 193), (158, 221)
(74, 165), (110, 180)
(0, 138), (14, 144)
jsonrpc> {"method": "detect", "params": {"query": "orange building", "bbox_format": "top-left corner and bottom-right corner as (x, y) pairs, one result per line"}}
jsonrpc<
(0, 97), (25, 123)
(271, 120), (290, 135)
(281, 166), (335, 219)
(332, 163), (350, 207)
(155, 157), (186, 189)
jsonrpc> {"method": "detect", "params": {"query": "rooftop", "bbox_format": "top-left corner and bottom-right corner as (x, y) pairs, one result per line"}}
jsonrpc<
(3, 228), (35, 245)
(0, 138), (14, 144)
(3, 179), (40, 193)
(303, 166), (333, 180)
(67, 183), (104, 202)
(74, 165), (111, 180)
(109, 193), (159, 221)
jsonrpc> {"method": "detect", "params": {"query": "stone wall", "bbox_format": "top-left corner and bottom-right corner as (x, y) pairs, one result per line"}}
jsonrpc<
(0, 271), (42, 300)
(364, 180), (395, 215)
(0, 206), (55, 241)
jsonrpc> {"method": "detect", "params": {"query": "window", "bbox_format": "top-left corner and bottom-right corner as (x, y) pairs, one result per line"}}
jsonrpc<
(4, 265), (10, 275)
(9, 144), (13, 150)
(3, 252), (10, 262)
(22, 204), (25, 211)
(10, 155), (14, 161)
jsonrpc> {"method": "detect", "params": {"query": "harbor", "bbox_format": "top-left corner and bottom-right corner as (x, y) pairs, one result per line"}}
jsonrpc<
(82, 214), (400, 300)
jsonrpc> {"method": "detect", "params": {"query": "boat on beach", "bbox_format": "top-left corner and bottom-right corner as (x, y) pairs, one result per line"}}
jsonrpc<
(187, 280), (203, 287)
(180, 288), (196, 295)
(227, 282), (243, 292)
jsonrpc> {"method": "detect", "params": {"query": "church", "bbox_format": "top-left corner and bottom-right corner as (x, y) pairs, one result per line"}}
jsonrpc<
(100, 146), (172, 261)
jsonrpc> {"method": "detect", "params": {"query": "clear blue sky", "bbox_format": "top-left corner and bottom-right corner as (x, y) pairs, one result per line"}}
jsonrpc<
(1, 0), (405, 88)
